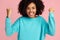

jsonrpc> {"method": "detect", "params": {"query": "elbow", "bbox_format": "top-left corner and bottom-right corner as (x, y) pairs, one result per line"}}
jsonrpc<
(5, 31), (13, 36)
(6, 33), (12, 36)
(5, 29), (13, 36)
(49, 30), (55, 36)
(51, 28), (55, 36)
(47, 29), (55, 36)
(50, 32), (55, 36)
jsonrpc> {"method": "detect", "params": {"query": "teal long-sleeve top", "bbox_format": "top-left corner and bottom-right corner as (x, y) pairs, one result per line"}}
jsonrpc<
(5, 12), (55, 40)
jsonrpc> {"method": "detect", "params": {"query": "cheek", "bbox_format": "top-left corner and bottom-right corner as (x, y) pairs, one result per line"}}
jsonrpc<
(26, 10), (30, 15)
(27, 10), (29, 13)
(26, 9), (30, 14)
(33, 9), (36, 13)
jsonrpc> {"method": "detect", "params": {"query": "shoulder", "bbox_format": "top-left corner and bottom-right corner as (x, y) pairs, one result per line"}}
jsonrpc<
(38, 16), (45, 21)
(38, 16), (47, 24)
(17, 16), (26, 21)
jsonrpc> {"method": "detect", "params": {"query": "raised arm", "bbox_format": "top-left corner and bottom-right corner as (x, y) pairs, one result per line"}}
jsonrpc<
(5, 8), (20, 36)
(42, 8), (55, 36)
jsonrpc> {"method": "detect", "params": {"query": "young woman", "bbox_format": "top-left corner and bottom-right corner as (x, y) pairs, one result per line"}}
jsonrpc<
(5, 0), (55, 40)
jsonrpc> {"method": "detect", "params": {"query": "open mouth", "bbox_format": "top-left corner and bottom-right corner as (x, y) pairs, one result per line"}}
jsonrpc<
(29, 12), (35, 16)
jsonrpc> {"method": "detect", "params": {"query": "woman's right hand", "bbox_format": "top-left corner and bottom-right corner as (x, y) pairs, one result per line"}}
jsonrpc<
(6, 8), (12, 18)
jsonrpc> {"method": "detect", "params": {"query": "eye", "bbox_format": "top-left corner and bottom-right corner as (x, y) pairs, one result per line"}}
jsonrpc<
(32, 7), (35, 9)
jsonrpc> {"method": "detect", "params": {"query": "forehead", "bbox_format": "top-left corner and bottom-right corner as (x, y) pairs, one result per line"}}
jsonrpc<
(27, 2), (36, 7)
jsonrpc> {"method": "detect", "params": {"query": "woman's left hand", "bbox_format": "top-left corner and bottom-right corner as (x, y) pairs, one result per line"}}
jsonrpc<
(49, 8), (54, 13)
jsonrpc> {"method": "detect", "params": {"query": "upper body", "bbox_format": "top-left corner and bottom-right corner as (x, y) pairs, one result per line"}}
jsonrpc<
(5, 0), (55, 40)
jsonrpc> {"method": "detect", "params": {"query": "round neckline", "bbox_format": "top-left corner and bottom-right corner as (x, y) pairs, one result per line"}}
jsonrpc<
(26, 16), (40, 20)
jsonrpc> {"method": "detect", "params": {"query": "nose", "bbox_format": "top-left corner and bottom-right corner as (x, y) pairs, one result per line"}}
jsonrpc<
(30, 9), (32, 12)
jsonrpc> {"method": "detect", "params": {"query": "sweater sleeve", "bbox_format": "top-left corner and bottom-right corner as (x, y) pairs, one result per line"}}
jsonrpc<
(5, 17), (20, 36)
(42, 12), (55, 36)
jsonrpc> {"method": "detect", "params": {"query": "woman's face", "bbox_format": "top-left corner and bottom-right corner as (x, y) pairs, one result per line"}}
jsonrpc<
(26, 2), (37, 18)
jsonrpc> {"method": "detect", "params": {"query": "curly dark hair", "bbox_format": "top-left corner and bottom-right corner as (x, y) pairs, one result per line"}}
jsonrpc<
(18, 0), (45, 17)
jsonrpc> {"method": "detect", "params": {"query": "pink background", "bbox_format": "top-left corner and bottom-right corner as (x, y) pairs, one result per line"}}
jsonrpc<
(0, 0), (60, 40)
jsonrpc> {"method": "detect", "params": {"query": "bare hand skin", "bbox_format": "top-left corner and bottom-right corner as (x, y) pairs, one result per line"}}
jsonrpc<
(6, 8), (12, 18)
(49, 8), (54, 13)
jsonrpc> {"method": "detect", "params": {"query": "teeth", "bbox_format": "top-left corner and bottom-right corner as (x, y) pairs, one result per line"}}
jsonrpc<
(29, 13), (33, 15)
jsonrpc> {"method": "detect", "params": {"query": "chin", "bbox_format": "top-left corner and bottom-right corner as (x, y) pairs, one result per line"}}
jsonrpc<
(29, 16), (36, 18)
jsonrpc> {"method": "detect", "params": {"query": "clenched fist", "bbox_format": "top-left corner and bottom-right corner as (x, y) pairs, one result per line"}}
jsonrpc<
(49, 8), (54, 13)
(6, 8), (12, 18)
